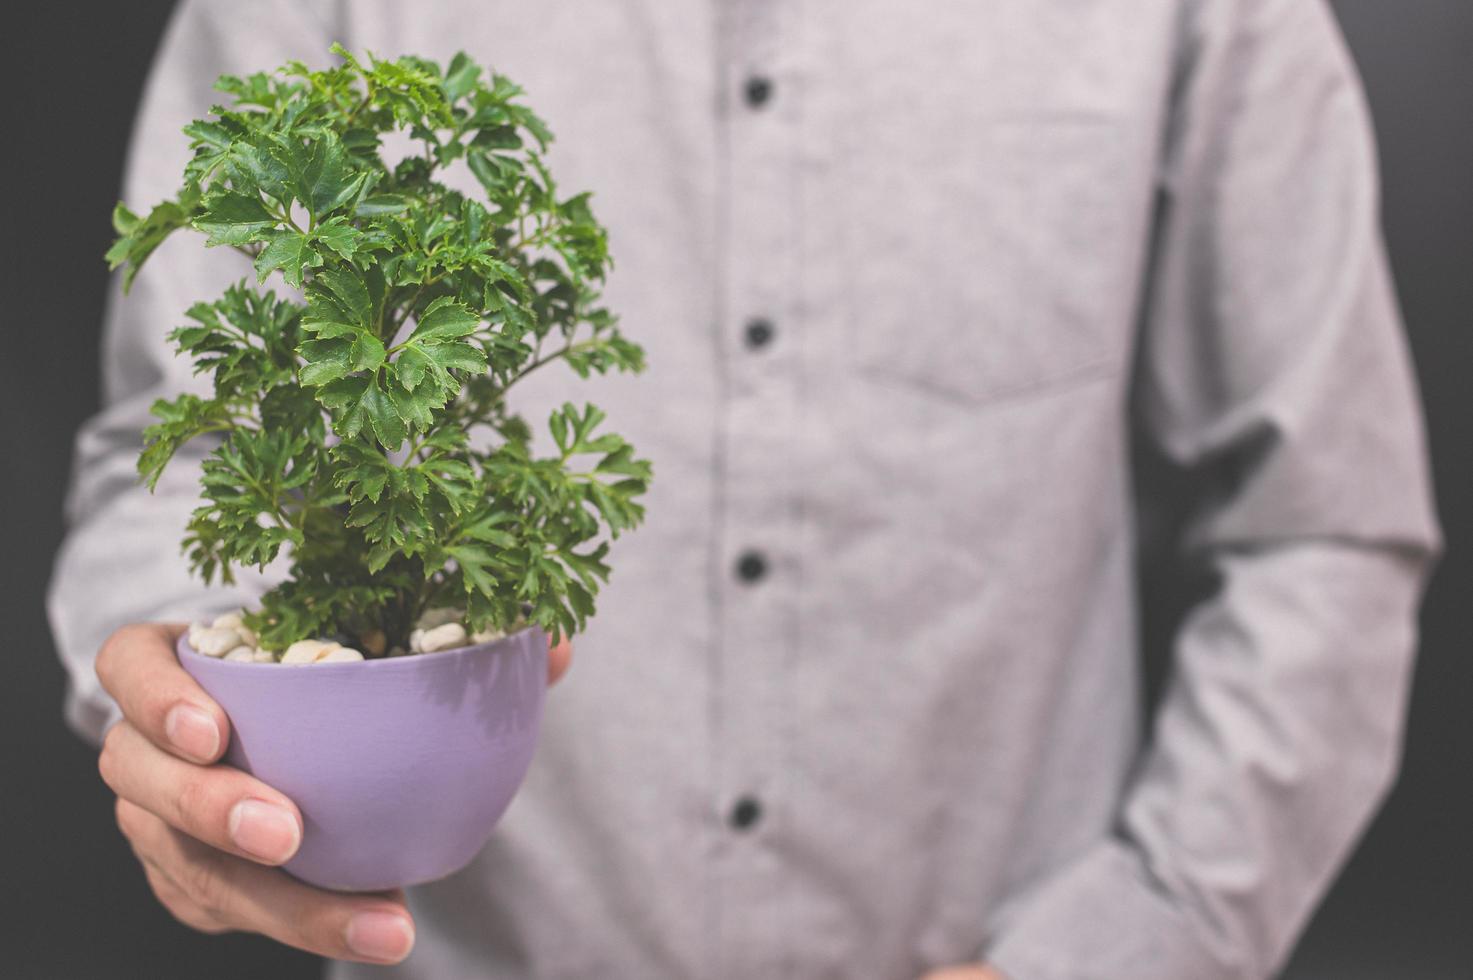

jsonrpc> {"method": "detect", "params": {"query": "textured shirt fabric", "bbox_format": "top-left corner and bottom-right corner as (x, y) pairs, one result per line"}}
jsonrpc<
(48, 1), (1441, 978)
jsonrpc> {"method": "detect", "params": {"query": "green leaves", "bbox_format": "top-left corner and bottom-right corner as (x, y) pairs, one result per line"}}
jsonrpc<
(193, 188), (276, 246)
(319, 375), (405, 448)
(394, 297), (487, 395)
(116, 45), (653, 652)
(441, 51), (481, 102)
(181, 119), (237, 181)
(313, 220), (364, 260)
(409, 296), (479, 343)
(297, 280), (483, 450)
(549, 402), (611, 457)
(253, 230), (316, 286)
(160, 284), (302, 443)
(548, 402), (651, 535)
(297, 331), (384, 385)
(269, 130), (368, 220)
(138, 394), (230, 491)
(184, 428), (313, 582)
(105, 185), (201, 292)
(347, 480), (430, 573)
(252, 223), (366, 288)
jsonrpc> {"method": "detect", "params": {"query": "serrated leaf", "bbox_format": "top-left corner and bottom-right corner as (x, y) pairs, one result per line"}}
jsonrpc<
(313, 221), (363, 260)
(298, 328), (383, 386)
(194, 190), (276, 246)
(254, 230), (315, 287)
(431, 342), (487, 372)
(137, 394), (229, 490)
(448, 544), (501, 596)
(228, 140), (292, 202)
(562, 543), (612, 591)
(107, 191), (199, 291)
(271, 131), (367, 220)
(182, 120), (236, 180)
(396, 345), (433, 391)
(298, 338), (353, 385)
(409, 297), (479, 343)
(442, 51), (480, 101)
(314, 267), (375, 328)
(386, 381), (436, 430)
(318, 375), (406, 449)
(347, 492), (430, 572)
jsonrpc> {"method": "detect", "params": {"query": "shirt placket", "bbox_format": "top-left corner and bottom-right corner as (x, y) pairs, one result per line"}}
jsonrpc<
(711, 0), (802, 977)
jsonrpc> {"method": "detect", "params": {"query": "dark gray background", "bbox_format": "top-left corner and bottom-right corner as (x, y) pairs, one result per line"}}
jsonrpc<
(2, 2), (1468, 977)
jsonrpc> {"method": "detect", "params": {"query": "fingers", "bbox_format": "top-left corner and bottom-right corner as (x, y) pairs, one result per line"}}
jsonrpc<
(548, 633), (573, 686)
(98, 622), (415, 963)
(140, 860), (229, 935)
(95, 622), (229, 764)
(116, 799), (415, 964)
(100, 720), (302, 866)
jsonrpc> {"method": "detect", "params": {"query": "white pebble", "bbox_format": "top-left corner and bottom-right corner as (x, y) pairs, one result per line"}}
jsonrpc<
(281, 639), (340, 664)
(223, 646), (256, 662)
(193, 626), (245, 657)
(415, 607), (465, 631)
(417, 623), (468, 653)
(316, 647), (364, 663)
(212, 611), (244, 631)
(252, 648), (276, 664)
(208, 612), (255, 646)
(470, 627), (506, 645)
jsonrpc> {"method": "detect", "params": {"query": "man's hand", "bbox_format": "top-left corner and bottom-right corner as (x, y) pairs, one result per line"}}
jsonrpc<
(95, 622), (573, 963)
(546, 628), (573, 685)
(920, 966), (1008, 980)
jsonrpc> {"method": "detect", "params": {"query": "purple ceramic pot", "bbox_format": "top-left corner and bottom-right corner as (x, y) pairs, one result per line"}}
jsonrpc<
(177, 627), (547, 892)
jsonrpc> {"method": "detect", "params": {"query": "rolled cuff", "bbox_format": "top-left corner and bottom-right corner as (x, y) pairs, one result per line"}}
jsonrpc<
(64, 683), (124, 748)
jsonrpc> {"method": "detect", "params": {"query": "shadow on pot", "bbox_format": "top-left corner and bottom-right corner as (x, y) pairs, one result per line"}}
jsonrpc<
(177, 627), (547, 892)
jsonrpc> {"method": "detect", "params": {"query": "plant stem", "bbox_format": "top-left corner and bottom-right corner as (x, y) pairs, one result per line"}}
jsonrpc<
(493, 338), (597, 402)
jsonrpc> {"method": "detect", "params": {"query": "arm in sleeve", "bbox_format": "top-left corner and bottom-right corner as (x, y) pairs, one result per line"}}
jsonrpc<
(46, 0), (333, 745)
(987, 1), (1442, 977)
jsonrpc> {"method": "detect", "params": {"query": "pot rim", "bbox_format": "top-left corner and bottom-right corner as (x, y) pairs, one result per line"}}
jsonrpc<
(176, 624), (544, 673)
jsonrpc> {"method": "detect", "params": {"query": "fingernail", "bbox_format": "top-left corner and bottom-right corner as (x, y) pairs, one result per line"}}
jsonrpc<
(346, 910), (415, 962)
(228, 799), (301, 864)
(164, 703), (220, 761)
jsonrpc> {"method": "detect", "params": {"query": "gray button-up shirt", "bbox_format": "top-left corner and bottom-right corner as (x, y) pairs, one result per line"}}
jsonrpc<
(49, 2), (1441, 978)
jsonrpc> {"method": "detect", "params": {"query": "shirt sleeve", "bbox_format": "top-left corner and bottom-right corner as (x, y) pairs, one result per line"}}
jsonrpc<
(46, 0), (334, 746)
(986, 2), (1441, 978)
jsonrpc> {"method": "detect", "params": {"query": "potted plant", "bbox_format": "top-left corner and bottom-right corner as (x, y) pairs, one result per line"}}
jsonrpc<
(105, 46), (651, 891)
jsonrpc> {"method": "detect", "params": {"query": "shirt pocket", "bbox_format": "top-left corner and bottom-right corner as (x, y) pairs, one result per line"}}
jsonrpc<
(843, 118), (1127, 407)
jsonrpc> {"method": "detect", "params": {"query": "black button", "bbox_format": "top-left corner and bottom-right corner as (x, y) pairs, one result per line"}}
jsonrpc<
(744, 318), (774, 350)
(735, 551), (768, 583)
(729, 796), (763, 831)
(744, 76), (773, 108)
